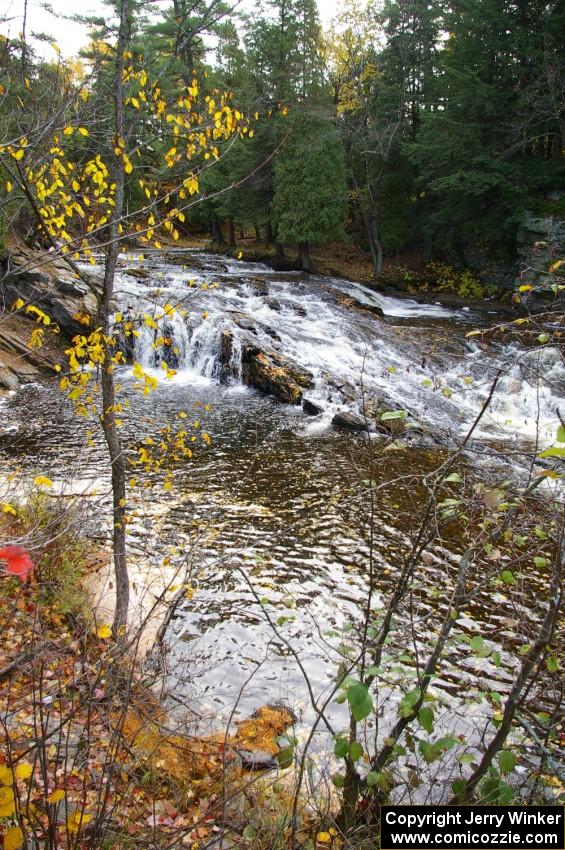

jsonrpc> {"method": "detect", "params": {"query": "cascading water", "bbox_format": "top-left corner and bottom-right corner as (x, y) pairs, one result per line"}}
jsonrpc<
(111, 250), (562, 449)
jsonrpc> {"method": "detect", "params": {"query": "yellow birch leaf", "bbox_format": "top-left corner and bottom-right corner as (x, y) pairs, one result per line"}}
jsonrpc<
(15, 762), (33, 780)
(4, 826), (24, 850)
(96, 624), (112, 639)
(47, 789), (65, 803)
(34, 476), (53, 488)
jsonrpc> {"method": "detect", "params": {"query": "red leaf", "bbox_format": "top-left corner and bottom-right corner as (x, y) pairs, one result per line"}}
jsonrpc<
(0, 546), (35, 581)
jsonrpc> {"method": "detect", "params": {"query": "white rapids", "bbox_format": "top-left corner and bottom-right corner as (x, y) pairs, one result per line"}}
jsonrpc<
(110, 250), (562, 448)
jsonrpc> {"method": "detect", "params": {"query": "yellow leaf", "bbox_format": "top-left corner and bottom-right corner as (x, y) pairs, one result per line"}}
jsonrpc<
(237, 251), (243, 259)
(4, 826), (24, 850)
(1, 503), (17, 516)
(317, 833), (332, 845)
(34, 476), (53, 488)
(0, 765), (13, 785)
(78, 127), (89, 136)
(47, 789), (65, 803)
(6, 180), (12, 192)
(66, 811), (91, 834)
(518, 284), (533, 292)
(549, 259), (563, 273)
(0, 785), (15, 817)
(63, 126), (74, 135)
(12, 298), (25, 311)
(97, 624), (112, 639)
(15, 762), (33, 780)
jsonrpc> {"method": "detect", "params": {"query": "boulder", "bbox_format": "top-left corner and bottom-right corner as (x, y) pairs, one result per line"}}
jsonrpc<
(241, 344), (313, 404)
(332, 410), (371, 432)
(303, 398), (324, 416)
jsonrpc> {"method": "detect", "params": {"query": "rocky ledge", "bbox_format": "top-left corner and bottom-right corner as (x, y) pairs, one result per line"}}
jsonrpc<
(1, 240), (99, 391)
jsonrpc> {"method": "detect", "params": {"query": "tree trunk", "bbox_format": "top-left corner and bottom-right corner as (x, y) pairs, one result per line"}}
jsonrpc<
(349, 166), (382, 275)
(299, 241), (311, 272)
(275, 242), (285, 259)
(212, 216), (225, 245)
(267, 220), (275, 245)
(102, 0), (130, 636)
(254, 224), (261, 241)
(226, 217), (236, 247)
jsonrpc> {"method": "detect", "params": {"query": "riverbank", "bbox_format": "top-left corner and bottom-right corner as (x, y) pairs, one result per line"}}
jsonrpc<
(0, 496), (320, 850)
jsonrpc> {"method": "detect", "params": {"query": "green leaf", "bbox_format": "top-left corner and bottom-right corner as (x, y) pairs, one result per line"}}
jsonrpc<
(243, 825), (257, 840)
(533, 556), (548, 568)
(277, 747), (294, 769)
(539, 446), (565, 458)
(334, 738), (349, 759)
(500, 571), (515, 585)
(381, 409), (408, 421)
(444, 472), (462, 483)
(470, 636), (485, 653)
(546, 656), (559, 673)
(451, 779), (467, 796)
(366, 771), (392, 791)
(349, 741), (363, 762)
(498, 750), (516, 775)
(557, 425), (565, 443)
(398, 688), (422, 718)
(442, 386), (453, 398)
(492, 651), (501, 668)
(418, 707), (434, 734)
(347, 683), (373, 721)
(332, 773), (345, 788)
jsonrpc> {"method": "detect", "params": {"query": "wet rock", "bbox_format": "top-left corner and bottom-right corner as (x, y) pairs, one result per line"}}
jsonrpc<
(216, 329), (236, 384)
(303, 398), (324, 416)
(160, 321), (180, 369)
(246, 277), (269, 296)
(335, 292), (384, 318)
(264, 296), (281, 312)
(241, 344), (313, 404)
(332, 410), (371, 432)
(294, 305), (307, 317)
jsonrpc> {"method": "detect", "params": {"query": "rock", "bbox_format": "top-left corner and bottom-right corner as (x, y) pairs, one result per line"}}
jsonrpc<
(0, 364), (19, 391)
(303, 398), (324, 416)
(241, 344), (313, 404)
(246, 277), (269, 296)
(516, 212), (565, 289)
(217, 329), (237, 383)
(2, 240), (99, 339)
(264, 296), (281, 311)
(237, 749), (278, 771)
(335, 292), (384, 318)
(332, 410), (371, 432)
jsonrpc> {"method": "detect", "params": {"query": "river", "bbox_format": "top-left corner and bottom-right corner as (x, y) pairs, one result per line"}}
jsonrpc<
(1, 250), (562, 787)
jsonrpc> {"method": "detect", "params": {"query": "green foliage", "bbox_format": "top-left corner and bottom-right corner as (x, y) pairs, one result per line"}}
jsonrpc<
(347, 682), (373, 721)
(271, 113), (348, 247)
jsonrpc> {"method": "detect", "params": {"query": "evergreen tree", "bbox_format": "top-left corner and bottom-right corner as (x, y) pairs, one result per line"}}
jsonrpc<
(271, 113), (347, 270)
